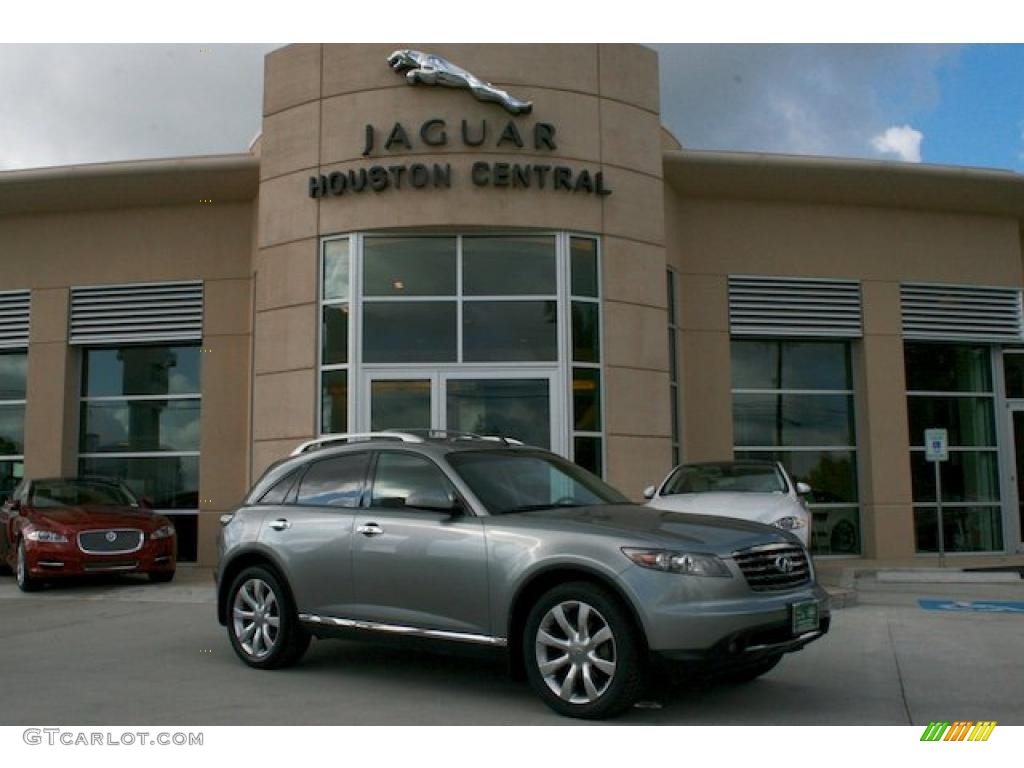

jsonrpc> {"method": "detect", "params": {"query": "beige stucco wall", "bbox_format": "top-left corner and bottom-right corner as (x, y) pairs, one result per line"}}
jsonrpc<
(254, 43), (673, 489)
(665, 194), (1024, 557)
(0, 201), (256, 565)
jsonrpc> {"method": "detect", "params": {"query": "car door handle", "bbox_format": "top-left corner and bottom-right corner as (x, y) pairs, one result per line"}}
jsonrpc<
(357, 523), (383, 537)
(269, 518), (291, 531)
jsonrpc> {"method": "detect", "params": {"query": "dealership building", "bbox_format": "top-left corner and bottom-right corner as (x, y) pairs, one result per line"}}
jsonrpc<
(2, 43), (1024, 564)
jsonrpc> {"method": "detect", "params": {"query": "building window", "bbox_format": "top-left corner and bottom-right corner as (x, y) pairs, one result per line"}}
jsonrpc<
(321, 237), (352, 434)
(667, 269), (681, 466)
(905, 342), (1002, 553)
(78, 344), (202, 561)
(318, 233), (604, 475)
(570, 236), (603, 476)
(732, 339), (861, 555)
(0, 352), (27, 497)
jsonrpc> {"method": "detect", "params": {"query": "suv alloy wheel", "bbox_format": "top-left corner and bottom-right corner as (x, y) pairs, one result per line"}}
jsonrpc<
(226, 566), (310, 669)
(524, 581), (644, 718)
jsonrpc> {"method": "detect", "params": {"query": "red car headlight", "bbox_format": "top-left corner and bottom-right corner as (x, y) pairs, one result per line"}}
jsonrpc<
(150, 524), (176, 540)
(25, 529), (69, 543)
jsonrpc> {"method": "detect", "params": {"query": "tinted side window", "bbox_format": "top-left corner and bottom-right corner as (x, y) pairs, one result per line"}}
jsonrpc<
(371, 452), (454, 509)
(258, 469), (299, 505)
(296, 453), (370, 508)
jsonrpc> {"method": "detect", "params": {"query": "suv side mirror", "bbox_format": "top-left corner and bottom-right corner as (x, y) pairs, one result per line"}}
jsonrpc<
(642, 485), (656, 500)
(6, 498), (20, 512)
(406, 489), (458, 513)
(795, 482), (812, 495)
(140, 496), (154, 509)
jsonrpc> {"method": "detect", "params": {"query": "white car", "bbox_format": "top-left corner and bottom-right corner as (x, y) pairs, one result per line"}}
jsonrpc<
(644, 460), (812, 546)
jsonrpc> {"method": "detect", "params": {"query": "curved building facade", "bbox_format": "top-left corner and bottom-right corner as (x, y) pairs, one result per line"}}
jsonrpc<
(2, 43), (1024, 565)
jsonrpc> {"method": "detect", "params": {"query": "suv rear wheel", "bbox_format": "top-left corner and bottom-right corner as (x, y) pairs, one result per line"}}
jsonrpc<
(524, 581), (644, 719)
(226, 566), (310, 669)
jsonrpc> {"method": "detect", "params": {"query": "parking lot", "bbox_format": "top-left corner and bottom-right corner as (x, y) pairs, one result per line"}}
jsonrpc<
(0, 567), (1022, 725)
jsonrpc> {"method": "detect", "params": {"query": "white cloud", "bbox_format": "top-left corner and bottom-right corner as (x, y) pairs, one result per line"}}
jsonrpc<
(870, 124), (924, 162)
(654, 44), (956, 162)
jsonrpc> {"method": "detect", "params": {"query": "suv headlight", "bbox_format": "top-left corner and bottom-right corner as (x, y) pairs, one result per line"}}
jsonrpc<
(622, 548), (732, 577)
(25, 530), (68, 543)
(150, 524), (175, 540)
(773, 516), (806, 530)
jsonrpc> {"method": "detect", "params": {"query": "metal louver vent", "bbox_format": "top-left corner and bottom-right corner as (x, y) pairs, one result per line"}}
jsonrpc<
(70, 281), (203, 345)
(729, 276), (862, 338)
(0, 291), (30, 349)
(901, 283), (1023, 343)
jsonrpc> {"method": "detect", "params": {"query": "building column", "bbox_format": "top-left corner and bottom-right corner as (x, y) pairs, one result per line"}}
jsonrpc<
(197, 278), (254, 565)
(857, 280), (916, 559)
(23, 288), (79, 479)
(677, 274), (734, 463)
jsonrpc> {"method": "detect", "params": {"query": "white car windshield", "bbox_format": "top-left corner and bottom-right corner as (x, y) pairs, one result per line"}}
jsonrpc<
(661, 462), (787, 495)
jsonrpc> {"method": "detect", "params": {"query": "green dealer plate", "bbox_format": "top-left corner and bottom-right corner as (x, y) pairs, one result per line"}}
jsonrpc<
(792, 600), (819, 634)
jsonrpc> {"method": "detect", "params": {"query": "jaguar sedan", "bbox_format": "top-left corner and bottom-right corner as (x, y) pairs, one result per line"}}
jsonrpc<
(0, 477), (177, 591)
(217, 432), (829, 719)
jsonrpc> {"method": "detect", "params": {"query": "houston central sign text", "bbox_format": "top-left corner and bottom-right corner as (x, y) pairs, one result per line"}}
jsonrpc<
(308, 118), (612, 199)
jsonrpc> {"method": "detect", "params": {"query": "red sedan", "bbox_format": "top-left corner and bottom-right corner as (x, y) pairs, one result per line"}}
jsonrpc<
(0, 477), (176, 592)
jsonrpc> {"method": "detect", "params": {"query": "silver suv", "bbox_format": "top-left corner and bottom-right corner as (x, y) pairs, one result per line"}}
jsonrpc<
(216, 431), (830, 719)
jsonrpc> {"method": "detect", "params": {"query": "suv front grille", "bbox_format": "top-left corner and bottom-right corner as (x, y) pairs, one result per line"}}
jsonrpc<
(732, 543), (811, 592)
(78, 529), (144, 554)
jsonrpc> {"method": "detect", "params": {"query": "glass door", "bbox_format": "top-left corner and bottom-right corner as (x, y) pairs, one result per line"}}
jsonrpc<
(441, 370), (561, 451)
(359, 369), (562, 451)
(360, 372), (437, 433)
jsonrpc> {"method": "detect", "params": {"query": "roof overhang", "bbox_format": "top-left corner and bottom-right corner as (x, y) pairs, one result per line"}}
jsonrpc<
(664, 149), (1024, 219)
(0, 154), (259, 216)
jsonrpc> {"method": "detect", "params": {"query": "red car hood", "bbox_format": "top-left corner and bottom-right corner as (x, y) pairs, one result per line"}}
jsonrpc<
(28, 505), (165, 531)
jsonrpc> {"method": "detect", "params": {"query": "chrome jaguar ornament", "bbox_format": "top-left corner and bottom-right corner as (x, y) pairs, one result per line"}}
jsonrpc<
(387, 49), (533, 115)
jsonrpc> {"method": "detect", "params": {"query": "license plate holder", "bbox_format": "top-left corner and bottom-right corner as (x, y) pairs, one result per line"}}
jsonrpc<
(791, 600), (819, 635)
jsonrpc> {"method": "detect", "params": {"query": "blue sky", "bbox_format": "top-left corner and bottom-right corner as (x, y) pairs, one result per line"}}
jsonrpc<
(909, 45), (1024, 171)
(656, 44), (1024, 173)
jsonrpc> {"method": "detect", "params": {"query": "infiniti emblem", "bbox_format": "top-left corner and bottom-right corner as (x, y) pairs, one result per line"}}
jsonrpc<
(105, 531), (117, 543)
(774, 555), (794, 574)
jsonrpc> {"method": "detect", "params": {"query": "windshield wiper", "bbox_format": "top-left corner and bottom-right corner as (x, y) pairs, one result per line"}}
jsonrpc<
(501, 502), (587, 514)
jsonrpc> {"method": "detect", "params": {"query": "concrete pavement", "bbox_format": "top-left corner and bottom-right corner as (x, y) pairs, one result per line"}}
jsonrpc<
(0, 567), (1021, 725)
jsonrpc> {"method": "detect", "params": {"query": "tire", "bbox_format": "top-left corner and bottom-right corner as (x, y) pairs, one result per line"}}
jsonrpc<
(831, 520), (858, 554)
(225, 566), (310, 669)
(523, 581), (644, 719)
(148, 570), (175, 583)
(15, 540), (40, 593)
(714, 654), (782, 684)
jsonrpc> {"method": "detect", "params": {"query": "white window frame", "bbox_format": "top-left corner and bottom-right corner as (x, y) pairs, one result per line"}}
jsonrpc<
(317, 231), (604, 474)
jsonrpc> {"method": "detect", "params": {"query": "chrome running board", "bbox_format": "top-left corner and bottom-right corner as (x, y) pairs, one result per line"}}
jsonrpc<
(298, 612), (507, 647)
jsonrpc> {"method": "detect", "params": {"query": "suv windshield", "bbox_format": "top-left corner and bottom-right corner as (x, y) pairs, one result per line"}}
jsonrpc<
(661, 462), (786, 495)
(447, 449), (629, 514)
(29, 479), (139, 509)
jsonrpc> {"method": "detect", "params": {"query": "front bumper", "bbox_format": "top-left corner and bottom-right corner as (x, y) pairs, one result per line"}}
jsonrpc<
(619, 564), (831, 662)
(24, 539), (176, 578)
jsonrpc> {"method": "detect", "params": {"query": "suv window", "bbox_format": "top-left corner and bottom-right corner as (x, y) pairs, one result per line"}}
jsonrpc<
(371, 452), (454, 509)
(296, 453), (370, 508)
(258, 468), (300, 505)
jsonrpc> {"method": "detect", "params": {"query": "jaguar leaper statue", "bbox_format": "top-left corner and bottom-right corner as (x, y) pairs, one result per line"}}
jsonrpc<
(387, 49), (533, 116)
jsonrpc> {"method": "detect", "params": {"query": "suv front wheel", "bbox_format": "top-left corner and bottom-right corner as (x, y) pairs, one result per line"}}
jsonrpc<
(226, 566), (310, 669)
(523, 581), (644, 719)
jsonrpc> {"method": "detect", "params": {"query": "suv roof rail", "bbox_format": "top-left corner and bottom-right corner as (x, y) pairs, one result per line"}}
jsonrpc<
(389, 429), (525, 446)
(290, 432), (425, 456)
